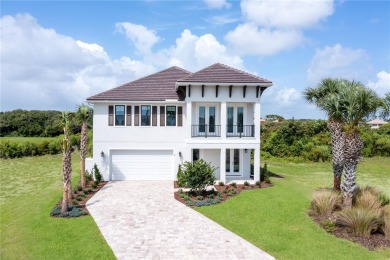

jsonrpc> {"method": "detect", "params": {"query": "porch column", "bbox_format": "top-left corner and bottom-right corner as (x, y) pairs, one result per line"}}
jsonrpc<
(254, 102), (260, 140)
(186, 101), (192, 138)
(254, 147), (260, 182)
(220, 148), (226, 183)
(221, 102), (227, 139)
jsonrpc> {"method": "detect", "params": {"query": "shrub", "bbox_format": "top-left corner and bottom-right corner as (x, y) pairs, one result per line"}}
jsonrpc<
(85, 170), (93, 182)
(77, 185), (82, 191)
(320, 220), (335, 233)
(197, 196), (204, 200)
(255, 181), (261, 187)
(179, 160), (216, 194)
(337, 208), (382, 238)
(230, 182), (237, 188)
(207, 194), (215, 199)
(87, 188), (93, 193)
(310, 189), (341, 218)
(218, 181), (225, 186)
(261, 163), (270, 183)
(50, 207), (61, 216)
(93, 164), (102, 183)
(244, 181), (250, 186)
(378, 193), (390, 206)
(176, 165), (187, 187)
(183, 195), (190, 201)
(92, 182), (98, 189)
(382, 205), (390, 239)
(76, 196), (83, 201)
(354, 189), (382, 211)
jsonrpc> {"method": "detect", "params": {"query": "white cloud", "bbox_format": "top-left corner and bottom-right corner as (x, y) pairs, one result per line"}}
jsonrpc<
(0, 14), (156, 111)
(204, 0), (230, 9)
(206, 14), (238, 26)
(225, 23), (303, 56)
(161, 29), (243, 71)
(241, 0), (334, 29)
(115, 22), (160, 54)
(226, 0), (334, 57)
(367, 71), (390, 96)
(307, 44), (369, 84)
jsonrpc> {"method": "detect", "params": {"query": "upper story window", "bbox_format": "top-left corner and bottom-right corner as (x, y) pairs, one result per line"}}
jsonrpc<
(166, 106), (176, 126)
(141, 105), (151, 126)
(115, 105), (125, 126)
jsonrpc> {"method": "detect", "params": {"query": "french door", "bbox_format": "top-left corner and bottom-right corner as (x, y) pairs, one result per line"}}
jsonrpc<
(198, 105), (216, 134)
(227, 106), (244, 135)
(226, 149), (241, 176)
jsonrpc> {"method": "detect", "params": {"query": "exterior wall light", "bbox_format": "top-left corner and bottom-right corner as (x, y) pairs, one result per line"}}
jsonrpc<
(179, 151), (182, 157)
(244, 149), (248, 153)
(101, 151), (104, 157)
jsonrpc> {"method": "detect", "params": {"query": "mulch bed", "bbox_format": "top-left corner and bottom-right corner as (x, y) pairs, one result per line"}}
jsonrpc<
(174, 181), (273, 207)
(311, 215), (390, 250)
(51, 181), (108, 217)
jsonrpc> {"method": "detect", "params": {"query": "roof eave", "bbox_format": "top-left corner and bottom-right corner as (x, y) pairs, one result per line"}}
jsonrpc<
(175, 82), (273, 90)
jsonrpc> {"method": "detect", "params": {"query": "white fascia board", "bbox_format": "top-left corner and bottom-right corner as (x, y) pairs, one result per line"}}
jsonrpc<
(175, 82), (273, 89)
(86, 100), (186, 104)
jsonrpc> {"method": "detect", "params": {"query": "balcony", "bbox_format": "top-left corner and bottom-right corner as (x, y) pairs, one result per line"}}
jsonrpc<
(226, 125), (254, 138)
(192, 125), (221, 137)
(191, 125), (254, 138)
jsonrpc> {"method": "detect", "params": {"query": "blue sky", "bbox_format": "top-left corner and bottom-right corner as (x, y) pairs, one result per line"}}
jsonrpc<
(1, 0), (389, 119)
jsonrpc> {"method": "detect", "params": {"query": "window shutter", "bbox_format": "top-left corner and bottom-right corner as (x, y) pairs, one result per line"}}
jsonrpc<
(126, 106), (132, 126)
(108, 106), (114, 126)
(178, 106), (183, 127)
(152, 106), (157, 126)
(160, 106), (165, 126)
(134, 106), (139, 126)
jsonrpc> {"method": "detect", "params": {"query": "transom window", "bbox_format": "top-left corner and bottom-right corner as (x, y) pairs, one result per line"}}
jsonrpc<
(166, 106), (176, 126)
(115, 105), (125, 126)
(141, 105), (151, 126)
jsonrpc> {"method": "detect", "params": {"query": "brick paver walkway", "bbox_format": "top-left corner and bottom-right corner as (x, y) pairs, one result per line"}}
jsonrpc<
(87, 181), (274, 260)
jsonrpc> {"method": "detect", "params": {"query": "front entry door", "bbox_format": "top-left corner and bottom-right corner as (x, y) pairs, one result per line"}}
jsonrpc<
(227, 106), (244, 135)
(226, 149), (241, 176)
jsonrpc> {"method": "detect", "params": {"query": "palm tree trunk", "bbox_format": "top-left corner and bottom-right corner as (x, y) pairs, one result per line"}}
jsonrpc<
(341, 131), (363, 209)
(80, 122), (87, 188)
(61, 143), (71, 213)
(328, 119), (344, 191)
(67, 148), (73, 201)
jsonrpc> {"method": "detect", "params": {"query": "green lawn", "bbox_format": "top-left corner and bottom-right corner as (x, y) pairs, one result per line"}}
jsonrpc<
(0, 137), (58, 144)
(197, 157), (390, 260)
(0, 153), (115, 260)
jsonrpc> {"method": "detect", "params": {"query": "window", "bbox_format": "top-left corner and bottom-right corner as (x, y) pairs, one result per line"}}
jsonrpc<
(166, 106), (176, 126)
(193, 149), (200, 162)
(141, 105), (151, 126)
(115, 105), (125, 126)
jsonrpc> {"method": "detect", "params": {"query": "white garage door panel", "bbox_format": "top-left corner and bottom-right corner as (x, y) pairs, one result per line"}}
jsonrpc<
(111, 150), (173, 180)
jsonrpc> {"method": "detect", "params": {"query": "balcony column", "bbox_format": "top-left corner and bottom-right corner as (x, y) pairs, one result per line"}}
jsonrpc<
(220, 148), (226, 183)
(186, 101), (192, 138)
(221, 101), (227, 139)
(254, 147), (260, 182)
(254, 102), (260, 140)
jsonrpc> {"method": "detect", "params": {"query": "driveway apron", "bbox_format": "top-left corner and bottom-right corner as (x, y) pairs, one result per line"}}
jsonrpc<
(87, 181), (274, 260)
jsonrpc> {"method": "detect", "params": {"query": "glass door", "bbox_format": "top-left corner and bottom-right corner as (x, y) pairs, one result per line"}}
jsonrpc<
(226, 149), (241, 176)
(227, 106), (244, 135)
(198, 105), (216, 135)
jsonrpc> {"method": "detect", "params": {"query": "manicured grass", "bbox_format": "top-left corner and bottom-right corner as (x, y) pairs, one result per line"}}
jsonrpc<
(0, 137), (58, 144)
(0, 153), (115, 260)
(197, 157), (390, 260)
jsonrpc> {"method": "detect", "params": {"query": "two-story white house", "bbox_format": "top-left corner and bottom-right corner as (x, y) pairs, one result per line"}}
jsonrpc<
(86, 63), (272, 183)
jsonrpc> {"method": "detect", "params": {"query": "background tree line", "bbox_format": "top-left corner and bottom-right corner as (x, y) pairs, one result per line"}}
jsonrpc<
(0, 109), (92, 137)
(0, 109), (93, 159)
(261, 118), (390, 162)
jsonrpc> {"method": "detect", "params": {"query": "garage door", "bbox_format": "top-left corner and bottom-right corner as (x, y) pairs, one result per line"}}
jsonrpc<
(110, 150), (174, 180)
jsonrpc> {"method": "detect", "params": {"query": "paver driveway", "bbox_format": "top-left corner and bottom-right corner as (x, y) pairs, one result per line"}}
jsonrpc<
(87, 181), (274, 260)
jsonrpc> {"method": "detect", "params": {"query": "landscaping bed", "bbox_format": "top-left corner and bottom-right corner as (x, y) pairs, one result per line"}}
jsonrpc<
(174, 181), (273, 207)
(50, 181), (107, 218)
(309, 187), (390, 251)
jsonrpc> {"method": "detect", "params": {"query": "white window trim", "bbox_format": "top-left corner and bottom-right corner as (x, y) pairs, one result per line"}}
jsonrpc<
(114, 105), (126, 127)
(140, 105), (152, 127)
(165, 105), (177, 127)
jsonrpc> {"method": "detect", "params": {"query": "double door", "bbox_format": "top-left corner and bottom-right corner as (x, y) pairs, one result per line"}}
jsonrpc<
(226, 149), (241, 176)
(198, 105), (216, 134)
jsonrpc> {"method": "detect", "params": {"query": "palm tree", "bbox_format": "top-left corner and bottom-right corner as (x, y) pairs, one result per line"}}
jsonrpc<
(304, 78), (345, 190)
(334, 80), (388, 208)
(61, 112), (72, 214)
(75, 105), (92, 188)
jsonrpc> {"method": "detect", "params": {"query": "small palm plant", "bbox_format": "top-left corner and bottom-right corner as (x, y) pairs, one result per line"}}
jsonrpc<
(75, 104), (92, 188)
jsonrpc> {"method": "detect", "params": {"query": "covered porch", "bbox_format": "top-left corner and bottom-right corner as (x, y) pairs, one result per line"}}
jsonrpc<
(190, 147), (260, 184)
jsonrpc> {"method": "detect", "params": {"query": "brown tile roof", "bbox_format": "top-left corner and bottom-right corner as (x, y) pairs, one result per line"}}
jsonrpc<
(87, 66), (191, 101)
(177, 63), (272, 84)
